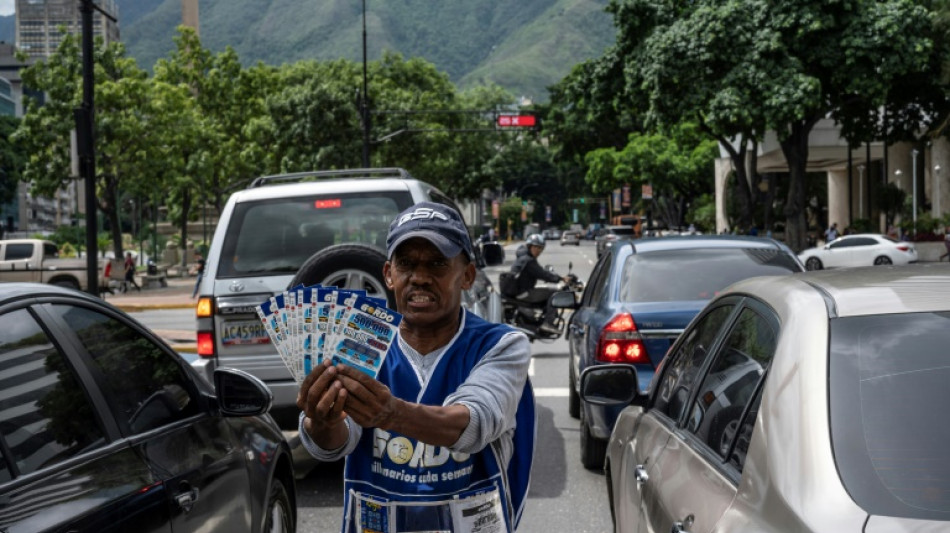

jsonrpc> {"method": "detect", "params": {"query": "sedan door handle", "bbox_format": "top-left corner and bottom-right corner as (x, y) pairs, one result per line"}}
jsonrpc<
(174, 483), (201, 513)
(671, 514), (694, 533)
(635, 464), (649, 483)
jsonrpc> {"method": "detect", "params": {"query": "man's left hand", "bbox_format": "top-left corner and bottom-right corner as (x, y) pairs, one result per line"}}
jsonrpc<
(334, 364), (402, 430)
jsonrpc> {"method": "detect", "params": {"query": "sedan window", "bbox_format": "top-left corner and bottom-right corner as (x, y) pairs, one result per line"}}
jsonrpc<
(653, 304), (735, 422)
(619, 248), (801, 303)
(686, 307), (775, 470)
(50, 305), (200, 434)
(0, 309), (106, 478)
(830, 312), (950, 520)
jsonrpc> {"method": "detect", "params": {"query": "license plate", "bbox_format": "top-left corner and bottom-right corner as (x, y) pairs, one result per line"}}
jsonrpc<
(221, 320), (271, 346)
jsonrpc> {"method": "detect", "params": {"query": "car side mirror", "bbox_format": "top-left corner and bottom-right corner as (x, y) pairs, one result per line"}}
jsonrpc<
(480, 242), (504, 266)
(549, 290), (579, 309)
(580, 364), (641, 406)
(214, 367), (273, 416)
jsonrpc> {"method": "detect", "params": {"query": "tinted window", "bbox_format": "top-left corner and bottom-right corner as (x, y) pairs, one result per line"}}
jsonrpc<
(687, 307), (775, 469)
(43, 242), (59, 258)
(610, 227), (636, 237)
(218, 192), (413, 277)
(3, 243), (33, 261)
(619, 248), (801, 302)
(583, 255), (611, 307)
(830, 312), (950, 520)
(0, 309), (106, 476)
(51, 305), (199, 434)
(653, 304), (734, 422)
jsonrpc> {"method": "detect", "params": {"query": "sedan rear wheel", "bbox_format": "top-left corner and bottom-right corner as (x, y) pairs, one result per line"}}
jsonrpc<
(874, 255), (893, 266)
(580, 410), (607, 470)
(263, 478), (294, 533)
(568, 363), (580, 419)
(805, 257), (823, 271)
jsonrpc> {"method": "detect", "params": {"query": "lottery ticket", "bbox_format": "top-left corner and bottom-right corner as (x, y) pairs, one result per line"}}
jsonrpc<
(256, 296), (299, 381)
(325, 294), (401, 378)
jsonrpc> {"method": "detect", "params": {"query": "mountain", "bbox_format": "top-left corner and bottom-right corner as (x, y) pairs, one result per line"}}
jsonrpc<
(115, 0), (616, 101)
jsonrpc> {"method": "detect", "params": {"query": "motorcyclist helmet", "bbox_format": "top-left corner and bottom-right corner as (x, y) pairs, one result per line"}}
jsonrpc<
(526, 233), (545, 248)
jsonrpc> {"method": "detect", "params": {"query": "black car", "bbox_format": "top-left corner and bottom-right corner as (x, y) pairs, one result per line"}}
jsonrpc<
(0, 283), (296, 532)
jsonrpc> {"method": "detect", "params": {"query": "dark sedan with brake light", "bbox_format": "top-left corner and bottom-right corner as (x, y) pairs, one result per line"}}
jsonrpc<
(553, 235), (804, 468)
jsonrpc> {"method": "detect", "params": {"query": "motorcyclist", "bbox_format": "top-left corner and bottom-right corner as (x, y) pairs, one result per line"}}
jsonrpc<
(506, 233), (570, 336)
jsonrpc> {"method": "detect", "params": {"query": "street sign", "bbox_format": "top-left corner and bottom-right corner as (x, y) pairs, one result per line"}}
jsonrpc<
(642, 184), (653, 200)
(496, 114), (537, 128)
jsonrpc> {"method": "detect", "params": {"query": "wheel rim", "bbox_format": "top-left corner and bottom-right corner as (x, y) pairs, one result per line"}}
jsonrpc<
(266, 495), (291, 533)
(806, 258), (821, 270)
(320, 268), (388, 299)
(874, 256), (892, 265)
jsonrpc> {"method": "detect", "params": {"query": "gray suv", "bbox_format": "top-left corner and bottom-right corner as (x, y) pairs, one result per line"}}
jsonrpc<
(194, 168), (500, 427)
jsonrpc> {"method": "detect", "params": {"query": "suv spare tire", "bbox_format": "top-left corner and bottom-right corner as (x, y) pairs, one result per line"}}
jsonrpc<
(290, 243), (395, 307)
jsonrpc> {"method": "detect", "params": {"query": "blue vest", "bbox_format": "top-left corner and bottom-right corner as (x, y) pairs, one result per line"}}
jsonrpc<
(342, 311), (535, 532)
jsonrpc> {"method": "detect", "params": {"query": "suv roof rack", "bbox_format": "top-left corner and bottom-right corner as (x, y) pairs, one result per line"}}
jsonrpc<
(247, 167), (413, 188)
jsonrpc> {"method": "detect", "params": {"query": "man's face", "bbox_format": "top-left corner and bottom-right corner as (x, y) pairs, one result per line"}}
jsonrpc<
(529, 244), (544, 258)
(383, 237), (476, 329)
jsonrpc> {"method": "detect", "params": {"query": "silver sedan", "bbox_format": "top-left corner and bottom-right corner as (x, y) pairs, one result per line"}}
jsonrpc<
(583, 265), (950, 532)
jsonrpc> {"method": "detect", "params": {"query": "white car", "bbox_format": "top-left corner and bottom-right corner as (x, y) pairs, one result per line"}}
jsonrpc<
(798, 233), (917, 270)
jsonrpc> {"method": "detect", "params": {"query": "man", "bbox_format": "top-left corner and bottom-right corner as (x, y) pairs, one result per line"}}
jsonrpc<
(297, 202), (535, 532)
(824, 222), (839, 243)
(505, 233), (569, 336)
(123, 251), (140, 292)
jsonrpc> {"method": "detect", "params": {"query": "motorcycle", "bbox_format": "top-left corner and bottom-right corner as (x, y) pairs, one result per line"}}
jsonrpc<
(498, 262), (584, 342)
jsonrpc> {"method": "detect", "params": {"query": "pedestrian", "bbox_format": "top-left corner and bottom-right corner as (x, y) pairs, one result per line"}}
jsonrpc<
(297, 202), (535, 532)
(123, 252), (140, 292)
(191, 255), (206, 298)
(824, 222), (839, 243)
(942, 227), (950, 262)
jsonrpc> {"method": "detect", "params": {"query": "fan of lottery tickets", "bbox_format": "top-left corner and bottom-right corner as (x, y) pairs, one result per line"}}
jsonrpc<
(255, 284), (401, 383)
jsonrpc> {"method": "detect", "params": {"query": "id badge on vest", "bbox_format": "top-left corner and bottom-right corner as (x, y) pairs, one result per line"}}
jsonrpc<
(347, 485), (506, 533)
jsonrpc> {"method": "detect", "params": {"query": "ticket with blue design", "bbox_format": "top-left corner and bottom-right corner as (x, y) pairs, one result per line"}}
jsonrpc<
(257, 284), (399, 383)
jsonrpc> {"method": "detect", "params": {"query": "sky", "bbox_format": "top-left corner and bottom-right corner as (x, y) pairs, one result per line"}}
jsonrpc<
(0, 1), (12, 17)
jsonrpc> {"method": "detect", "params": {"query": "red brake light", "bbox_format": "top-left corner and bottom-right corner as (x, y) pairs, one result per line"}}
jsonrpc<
(897, 245), (909, 252)
(197, 331), (215, 358)
(596, 313), (649, 364)
(314, 199), (342, 209)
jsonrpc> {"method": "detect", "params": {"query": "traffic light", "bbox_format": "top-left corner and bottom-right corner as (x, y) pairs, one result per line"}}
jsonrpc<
(496, 114), (538, 128)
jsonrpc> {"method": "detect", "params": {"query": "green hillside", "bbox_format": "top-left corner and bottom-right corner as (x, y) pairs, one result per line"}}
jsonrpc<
(117, 0), (616, 101)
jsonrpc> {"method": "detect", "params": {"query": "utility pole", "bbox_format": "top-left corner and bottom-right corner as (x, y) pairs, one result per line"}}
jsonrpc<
(77, 0), (98, 296)
(361, 0), (371, 167)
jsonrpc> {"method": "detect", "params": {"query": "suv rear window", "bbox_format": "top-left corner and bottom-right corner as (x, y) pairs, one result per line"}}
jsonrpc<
(217, 192), (413, 277)
(618, 247), (801, 302)
(830, 312), (950, 520)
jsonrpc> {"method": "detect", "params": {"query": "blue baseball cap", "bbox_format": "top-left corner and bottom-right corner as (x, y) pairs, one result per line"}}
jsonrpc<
(387, 202), (474, 260)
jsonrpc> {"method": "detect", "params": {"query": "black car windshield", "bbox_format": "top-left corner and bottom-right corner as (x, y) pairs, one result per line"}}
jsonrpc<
(830, 312), (950, 520)
(618, 247), (801, 302)
(218, 192), (411, 277)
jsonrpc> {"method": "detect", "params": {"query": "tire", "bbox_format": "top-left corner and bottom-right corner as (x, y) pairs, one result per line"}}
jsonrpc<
(50, 278), (81, 291)
(805, 257), (823, 271)
(580, 410), (607, 470)
(289, 244), (394, 307)
(262, 477), (295, 533)
(874, 255), (892, 266)
(568, 363), (580, 419)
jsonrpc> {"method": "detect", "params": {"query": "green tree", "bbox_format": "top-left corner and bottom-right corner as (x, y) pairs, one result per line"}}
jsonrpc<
(0, 115), (24, 238)
(14, 32), (175, 258)
(625, 0), (940, 251)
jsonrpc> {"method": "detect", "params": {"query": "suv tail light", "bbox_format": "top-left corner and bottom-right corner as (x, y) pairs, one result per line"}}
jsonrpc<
(196, 297), (215, 358)
(596, 313), (648, 364)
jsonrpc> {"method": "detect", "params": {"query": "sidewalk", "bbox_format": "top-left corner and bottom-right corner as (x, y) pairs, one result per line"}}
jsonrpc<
(103, 275), (197, 312)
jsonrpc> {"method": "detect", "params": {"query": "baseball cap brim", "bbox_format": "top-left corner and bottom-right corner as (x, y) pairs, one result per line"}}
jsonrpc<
(388, 231), (466, 260)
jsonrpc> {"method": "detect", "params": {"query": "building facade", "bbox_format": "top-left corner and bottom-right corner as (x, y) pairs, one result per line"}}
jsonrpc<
(14, 0), (119, 59)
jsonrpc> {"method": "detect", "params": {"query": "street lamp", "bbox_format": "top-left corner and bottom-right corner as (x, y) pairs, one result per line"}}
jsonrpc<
(857, 165), (865, 218)
(360, 0), (370, 167)
(912, 149), (919, 237)
(935, 164), (942, 214)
